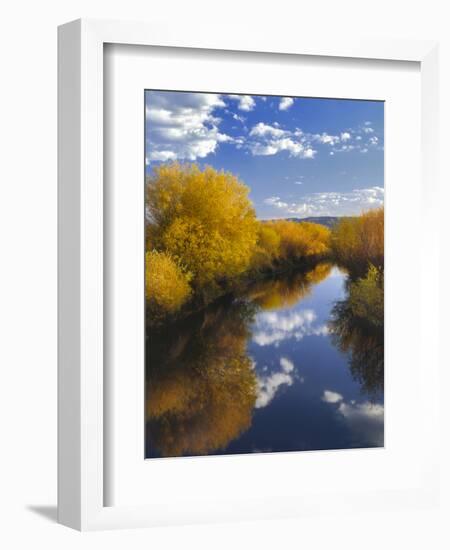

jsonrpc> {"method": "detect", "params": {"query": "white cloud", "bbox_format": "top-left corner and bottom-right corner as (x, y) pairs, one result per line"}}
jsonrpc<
(232, 112), (246, 123)
(321, 394), (384, 447)
(280, 357), (294, 373)
(252, 309), (328, 347)
(146, 91), (383, 164)
(251, 138), (314, 158)
(255, 357), (296, 408)
(264, 186), (384, 217)
(247, 117), (383, 159)
(279, 97), (294, 110)
(250, 122), (287, 138)
(228, 94), (256, 111)
(322, 390), (343, 403)
(337, 401), (384, 447)
(147, 150), (177, 162)
(249, 124), (317, 158)
(315, 133), (340, 145)
(264, 196), (289, 209)
(311, 125), (382, 155)
(303, 148), (316, 158)
(145, 92), (232, 162)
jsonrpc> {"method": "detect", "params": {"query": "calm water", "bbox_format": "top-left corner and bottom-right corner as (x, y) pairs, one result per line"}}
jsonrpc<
(145, 263), (384, 458)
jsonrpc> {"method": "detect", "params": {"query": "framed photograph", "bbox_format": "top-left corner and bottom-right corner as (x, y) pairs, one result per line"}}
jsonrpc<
(58, 19), (440, 530)
(143, 89), (385, 461)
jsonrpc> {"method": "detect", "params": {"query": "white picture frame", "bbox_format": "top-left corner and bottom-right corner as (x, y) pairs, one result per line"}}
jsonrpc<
(58, 18), (440, 531)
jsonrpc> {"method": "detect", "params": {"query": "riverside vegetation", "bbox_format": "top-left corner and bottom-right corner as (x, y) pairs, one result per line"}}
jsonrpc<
(145, 162), (384, 327)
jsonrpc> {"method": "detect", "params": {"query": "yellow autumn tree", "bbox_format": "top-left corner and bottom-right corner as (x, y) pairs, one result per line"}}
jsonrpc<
(331, 207), (384, 273)
(146, 163), (258, 292)
(252, 223), (281, 270)
(145, 250), (192, 320)
(266, 220), (331, 261)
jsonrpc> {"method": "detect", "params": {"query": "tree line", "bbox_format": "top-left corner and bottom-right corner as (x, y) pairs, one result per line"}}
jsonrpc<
(145, 162), (384, 323)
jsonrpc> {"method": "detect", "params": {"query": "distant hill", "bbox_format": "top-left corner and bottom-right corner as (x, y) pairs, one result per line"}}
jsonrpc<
(287, 216), (342, 228)
(262, 216), (344, 228)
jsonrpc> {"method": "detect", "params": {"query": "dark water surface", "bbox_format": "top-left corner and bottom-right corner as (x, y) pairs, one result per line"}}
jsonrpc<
(145, 263), (384, 458)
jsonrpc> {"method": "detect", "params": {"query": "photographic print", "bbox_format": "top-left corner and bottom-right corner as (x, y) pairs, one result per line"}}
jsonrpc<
(144, 91), (384, 459)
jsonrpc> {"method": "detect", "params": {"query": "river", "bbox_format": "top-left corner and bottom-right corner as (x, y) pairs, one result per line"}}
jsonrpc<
(145, 262), (384, 458)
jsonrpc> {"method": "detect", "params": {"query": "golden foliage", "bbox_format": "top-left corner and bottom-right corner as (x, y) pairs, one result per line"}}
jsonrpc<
(146, 163), (258, 289)
(145, 250), (192, 319)
(266, 220), (331, 262)
(145, 164), (335, 314)
(331, 207), (384, 273)
(252, 224), (281, 270)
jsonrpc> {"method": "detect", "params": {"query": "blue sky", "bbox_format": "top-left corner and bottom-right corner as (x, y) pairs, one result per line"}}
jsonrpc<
(145, 91), (384, 219)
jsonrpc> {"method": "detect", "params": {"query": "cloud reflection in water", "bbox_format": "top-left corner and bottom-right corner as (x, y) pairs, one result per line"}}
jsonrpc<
(255, 357), (296, 408)
(252, 309), (329, 347)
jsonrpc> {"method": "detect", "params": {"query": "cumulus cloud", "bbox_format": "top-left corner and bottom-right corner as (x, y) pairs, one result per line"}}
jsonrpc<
(337, 401), (384, 447)
(248, 118), (382, 159)
(146, 91), (383, 164)
(263, 186), (384, 217)
(228, 94), (256, 111)
(147, 150), (177, 162)
(321, 391), (384, 447)
(252, 309), (328, 347)
(249, 122), (317, 159)
(279, 97), (294, 110)
(310, 126), (382, 155)
(251, 139), (314, 158)
(264, 196), (289, 209)
(322, 390), (344, 403)
(250, 122), (287, 138)
(315, 133), (340, 145)
(145, 92), (232, 162)
(255, 357), (296, 408)
(279, 357), (294, 373)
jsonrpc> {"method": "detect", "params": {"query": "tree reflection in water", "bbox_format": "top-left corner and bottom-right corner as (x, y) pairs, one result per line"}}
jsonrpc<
(245, 262), (332, 311)
(146, 297), (258, 457)
(329, 275), (384, 399)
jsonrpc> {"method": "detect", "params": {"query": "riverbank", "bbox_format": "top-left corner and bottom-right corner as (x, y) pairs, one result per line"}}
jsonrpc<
(146, 254), (331, 327)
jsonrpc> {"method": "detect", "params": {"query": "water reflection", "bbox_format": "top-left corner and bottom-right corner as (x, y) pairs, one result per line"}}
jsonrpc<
(329, 283), (384, 399)
(146, 263), (384, 458)
(146, 298), (258, 457)
(246, 262), (332, 311)
(255, 357), (297, 409)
